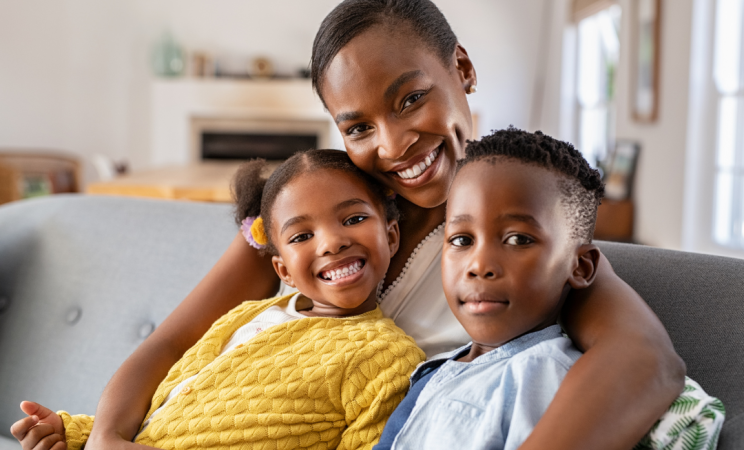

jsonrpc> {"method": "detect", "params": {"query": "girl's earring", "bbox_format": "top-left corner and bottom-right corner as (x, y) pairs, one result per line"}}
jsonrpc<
(467, 84), (477, 94)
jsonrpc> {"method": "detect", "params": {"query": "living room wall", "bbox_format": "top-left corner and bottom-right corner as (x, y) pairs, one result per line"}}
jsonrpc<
(0, 0), (550, 183)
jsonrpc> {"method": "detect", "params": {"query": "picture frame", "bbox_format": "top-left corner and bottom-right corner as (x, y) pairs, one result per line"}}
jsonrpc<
(631, 0), (661, 123)
(602, 140), (641, 201)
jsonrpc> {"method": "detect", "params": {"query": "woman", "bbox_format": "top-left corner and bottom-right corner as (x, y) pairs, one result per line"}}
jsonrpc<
(86, 1), (685, 449)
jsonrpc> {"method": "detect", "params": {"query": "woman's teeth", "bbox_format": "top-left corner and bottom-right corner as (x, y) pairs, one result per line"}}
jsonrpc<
(396, 147), (440, 180)
(320, 260), (363, 281)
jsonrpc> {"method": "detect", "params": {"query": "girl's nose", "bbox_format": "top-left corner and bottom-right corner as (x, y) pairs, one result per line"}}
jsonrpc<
(317, 230), (352, 256)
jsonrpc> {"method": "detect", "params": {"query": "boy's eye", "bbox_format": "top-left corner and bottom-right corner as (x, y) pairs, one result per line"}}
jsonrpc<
(449, 235), (473, 247)
(344, 215), (367, 226)
(505, 234), (533, 246)
(289, 233), (313, 244)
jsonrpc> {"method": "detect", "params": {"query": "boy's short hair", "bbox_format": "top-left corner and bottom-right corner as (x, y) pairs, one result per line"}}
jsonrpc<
(458, 127), (604, 243)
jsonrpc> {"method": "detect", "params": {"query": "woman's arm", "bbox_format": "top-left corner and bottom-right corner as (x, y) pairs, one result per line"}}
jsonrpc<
(85, 233), (280, 450)
(519, 252), (686, 450)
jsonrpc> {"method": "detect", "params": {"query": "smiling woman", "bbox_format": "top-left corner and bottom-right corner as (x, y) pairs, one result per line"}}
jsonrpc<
(78, 2), (686, 450)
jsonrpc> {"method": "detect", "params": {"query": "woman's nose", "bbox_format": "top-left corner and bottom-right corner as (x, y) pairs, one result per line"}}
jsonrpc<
(376, 121), (418, 161)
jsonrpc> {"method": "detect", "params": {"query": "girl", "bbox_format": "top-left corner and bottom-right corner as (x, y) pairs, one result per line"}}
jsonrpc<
(11, 150), (425, 450)
(84, 2), (686, 449)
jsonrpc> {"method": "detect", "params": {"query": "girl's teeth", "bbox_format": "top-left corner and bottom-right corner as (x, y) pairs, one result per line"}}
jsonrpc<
(322, 261), (363, 281)
(396, 147), (440, 179)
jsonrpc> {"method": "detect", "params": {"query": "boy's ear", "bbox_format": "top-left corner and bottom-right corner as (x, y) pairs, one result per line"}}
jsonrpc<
(567, 244), (600, 290)
(386, 219), (401, 257)
(272, 255), (296, 288)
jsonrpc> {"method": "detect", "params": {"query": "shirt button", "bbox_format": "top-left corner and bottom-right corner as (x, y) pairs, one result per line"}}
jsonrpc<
(181, 386), (192, 395)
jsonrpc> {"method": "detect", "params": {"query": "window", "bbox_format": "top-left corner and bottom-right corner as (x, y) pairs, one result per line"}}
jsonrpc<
(713, 0), (744, 248)
(575, 5), (622, 167)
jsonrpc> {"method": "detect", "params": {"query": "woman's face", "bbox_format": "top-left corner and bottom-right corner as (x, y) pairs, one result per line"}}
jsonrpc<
(320, 25), (476, 209)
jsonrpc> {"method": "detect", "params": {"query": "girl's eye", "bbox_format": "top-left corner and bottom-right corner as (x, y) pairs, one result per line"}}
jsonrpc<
(449, 235), (473, 247)
(344, 215), (367, 226)
(347, 123), (372, 136)
(289, 233), (312, 244)
(505, 234), (533, 246)
(402, 92), (424, 110)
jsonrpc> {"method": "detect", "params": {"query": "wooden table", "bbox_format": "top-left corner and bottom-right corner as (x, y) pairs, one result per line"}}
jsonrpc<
(86, 162), (258, 202)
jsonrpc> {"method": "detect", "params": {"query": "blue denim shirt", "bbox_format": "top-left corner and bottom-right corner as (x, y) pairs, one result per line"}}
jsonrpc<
(388, 325), (581, 450)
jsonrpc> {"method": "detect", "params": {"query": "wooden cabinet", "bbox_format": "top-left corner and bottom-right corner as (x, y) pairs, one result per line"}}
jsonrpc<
(594, 199), (634, 242)
(0, 152), (81, 206)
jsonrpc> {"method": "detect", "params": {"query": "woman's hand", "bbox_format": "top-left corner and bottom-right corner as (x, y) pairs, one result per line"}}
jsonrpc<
(520, 252), (686, 450)
(84, 233), (279, 449)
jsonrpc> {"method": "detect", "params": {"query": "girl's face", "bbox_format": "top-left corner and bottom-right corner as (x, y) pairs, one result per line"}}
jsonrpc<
(320, 25), (476, 209)
(269, 169), (399, 316)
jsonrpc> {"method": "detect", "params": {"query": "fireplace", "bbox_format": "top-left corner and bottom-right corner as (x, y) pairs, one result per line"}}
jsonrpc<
(150, 79), (342, 167)
(190, 116), (331, 161)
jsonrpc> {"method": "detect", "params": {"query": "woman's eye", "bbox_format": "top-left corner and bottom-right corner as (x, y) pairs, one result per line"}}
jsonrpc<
(449, 235), (473, 247)
(347, 124), (371, 136)
(505, 234), (533, 246)
(402, 93), (424, 110)
(344, 215), (367, 226)
(289, 233), (312, 244)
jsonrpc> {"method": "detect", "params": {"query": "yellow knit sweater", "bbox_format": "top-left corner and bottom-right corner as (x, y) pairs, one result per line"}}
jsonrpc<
(58, 294), (425, 450)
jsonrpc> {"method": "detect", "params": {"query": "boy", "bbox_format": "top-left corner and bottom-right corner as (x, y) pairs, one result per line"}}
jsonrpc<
(374, 128), (725, 450)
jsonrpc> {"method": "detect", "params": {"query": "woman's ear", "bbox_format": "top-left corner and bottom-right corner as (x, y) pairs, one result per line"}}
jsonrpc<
(454, 44), (477, 92)
(387, 219), (401, 257)
(567, 244), (601, 290)
(272, 255), (296, 288)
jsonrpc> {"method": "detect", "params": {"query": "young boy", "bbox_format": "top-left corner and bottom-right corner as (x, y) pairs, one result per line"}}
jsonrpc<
(374, 128), (725, 450)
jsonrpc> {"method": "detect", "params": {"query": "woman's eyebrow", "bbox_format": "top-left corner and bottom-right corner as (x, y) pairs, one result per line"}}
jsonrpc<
(334, 70), (424, 125)
(384, 70), (423, 101)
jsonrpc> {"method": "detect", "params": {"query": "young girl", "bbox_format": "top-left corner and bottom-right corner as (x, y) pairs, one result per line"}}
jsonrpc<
(11, 150), (426, 450)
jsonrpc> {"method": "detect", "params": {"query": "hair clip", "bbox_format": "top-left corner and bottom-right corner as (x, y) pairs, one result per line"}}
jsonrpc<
(385, 189), (397, 200)
(241, 216), (268, 250)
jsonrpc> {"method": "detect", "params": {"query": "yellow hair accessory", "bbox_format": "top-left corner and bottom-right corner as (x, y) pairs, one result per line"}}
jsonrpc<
(250, 216), (268, 247)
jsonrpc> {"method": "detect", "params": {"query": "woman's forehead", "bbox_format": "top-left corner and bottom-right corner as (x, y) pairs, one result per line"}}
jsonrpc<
(320, 25), (451, 110)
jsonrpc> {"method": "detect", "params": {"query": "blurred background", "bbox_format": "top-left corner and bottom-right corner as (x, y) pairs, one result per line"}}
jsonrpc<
(0, 0), (742, 259)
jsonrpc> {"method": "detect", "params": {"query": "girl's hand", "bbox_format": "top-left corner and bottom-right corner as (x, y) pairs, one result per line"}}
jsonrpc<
(10, 401), (66, 450)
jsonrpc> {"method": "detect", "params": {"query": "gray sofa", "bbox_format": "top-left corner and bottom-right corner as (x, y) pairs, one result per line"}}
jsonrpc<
(0, 195), (742, 449)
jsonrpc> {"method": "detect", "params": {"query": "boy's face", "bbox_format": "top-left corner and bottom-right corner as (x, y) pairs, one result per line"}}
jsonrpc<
(271, 169), (399, 316)
(443, 159), (590, 353)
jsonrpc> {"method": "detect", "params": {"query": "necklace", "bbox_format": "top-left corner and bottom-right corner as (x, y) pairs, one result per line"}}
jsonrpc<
(376, 222), (445, 303)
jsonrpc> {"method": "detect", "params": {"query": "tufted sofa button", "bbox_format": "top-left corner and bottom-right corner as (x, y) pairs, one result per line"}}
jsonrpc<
(65, 307), (82, 325)
(138, 322), (155, 339)
(0, 297), (9, 315)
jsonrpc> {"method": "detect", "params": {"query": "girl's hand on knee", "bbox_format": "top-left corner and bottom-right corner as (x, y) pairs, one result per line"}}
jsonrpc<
(10, 401), (66, 450)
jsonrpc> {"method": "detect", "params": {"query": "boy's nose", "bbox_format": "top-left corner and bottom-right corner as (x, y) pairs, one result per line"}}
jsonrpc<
(466, 250), (502, 280)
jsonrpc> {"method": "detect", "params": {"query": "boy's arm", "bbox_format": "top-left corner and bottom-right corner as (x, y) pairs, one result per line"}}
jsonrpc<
(85, 233), (279, 450)
(520, 253), (686, 450)
(338, 338), (425, 450)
